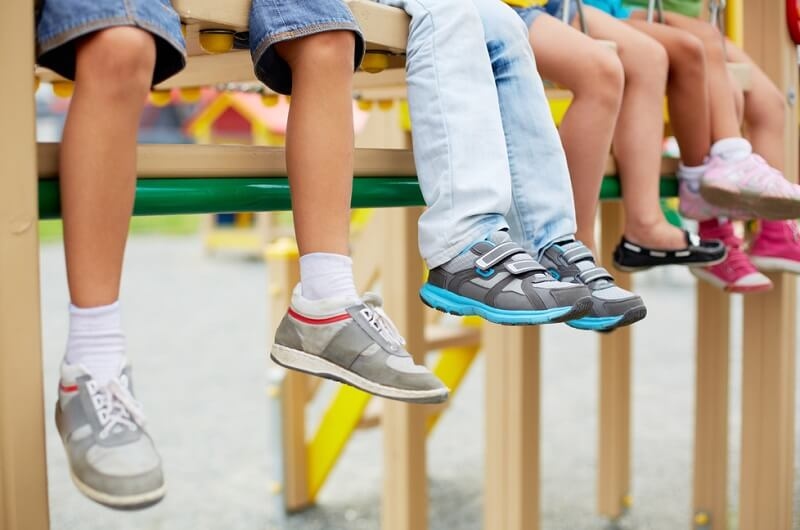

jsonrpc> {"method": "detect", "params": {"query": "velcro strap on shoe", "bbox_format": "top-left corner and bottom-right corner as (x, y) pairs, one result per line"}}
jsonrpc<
(476, 242), (526, 270)
(577, 266), (613, 284)
(505, 259), (546, 275)
(562, 244), (594, 264)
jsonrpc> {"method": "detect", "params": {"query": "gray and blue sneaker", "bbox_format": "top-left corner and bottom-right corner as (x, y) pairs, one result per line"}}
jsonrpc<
(419, 231), (592, 325)
(56, 361), (165, 509)
(539, 240), (647, 332)
(271, 285), (449, 404)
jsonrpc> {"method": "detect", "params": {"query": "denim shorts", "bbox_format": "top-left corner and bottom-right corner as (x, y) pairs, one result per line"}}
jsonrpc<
(249, 0), (366, 95)
(36, 0), (186, 85)
(513, 0), (578, 27)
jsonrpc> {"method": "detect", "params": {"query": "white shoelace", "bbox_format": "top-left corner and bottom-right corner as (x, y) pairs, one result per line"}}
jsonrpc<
(360, 293), (406, 349)
(86, 375), (146, 440)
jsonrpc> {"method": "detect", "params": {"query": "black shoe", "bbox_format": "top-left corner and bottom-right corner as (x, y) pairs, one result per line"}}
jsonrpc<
(613, 231), (727, 272)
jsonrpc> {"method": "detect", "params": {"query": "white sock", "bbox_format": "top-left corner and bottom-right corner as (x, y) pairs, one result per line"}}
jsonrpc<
(678, 160), (709, 181)
(710, 137), (752, 162)
(299, 252), (358, 301)
(64, 301), (125, 386)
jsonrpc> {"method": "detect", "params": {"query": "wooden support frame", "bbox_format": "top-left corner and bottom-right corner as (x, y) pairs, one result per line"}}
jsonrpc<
(381, 208), (429, 530)
(0, 0), (50, 529)
(738, 4), (799, 530)
(691, 283), (730, 530)
(484, 324), (541, 530)
(596, 201), (633, 519)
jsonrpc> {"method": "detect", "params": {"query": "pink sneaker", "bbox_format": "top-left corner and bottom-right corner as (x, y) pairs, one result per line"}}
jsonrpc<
(690, 219), (773, 293)
(749, 220), (800, 274)
(678, 175), (748, 221)
(701, 154), (800, 220)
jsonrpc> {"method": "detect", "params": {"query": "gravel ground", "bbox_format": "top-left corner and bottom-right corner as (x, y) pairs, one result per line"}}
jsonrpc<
(38, 234), (800, 530)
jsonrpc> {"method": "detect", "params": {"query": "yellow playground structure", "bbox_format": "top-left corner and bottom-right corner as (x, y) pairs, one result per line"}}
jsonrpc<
(1, 1), (798, 530)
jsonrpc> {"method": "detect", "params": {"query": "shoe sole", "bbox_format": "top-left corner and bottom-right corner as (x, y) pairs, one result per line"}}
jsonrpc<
(613, 253), (727, 273)
(69, 471), (166, 510)
(567, 305), (648, 332)
(749, 255), (800, 274)
(700, 185), (800, 220)
(270, 344), (449, 404)
(690, 268), (774, 293)
(419, 284), (592, 325)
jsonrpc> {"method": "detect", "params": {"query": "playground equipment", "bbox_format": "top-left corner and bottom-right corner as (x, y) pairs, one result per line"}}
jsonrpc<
(1, 2), (798, 530)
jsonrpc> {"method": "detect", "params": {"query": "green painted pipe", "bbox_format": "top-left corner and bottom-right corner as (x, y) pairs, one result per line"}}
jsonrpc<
(38, 175), (678, 219)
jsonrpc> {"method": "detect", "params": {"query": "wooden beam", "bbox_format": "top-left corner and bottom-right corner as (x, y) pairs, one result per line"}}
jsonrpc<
(597, 202), (632, 519)
(484, 324), (540, 530)
(0, 0), (50, 528)
(691, 282), (730, 530)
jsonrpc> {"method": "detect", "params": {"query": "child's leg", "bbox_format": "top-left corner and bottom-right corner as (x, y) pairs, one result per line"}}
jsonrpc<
(630, 10), (742, 141)
(625, 19), (710, 166)
(526, 13), (624, 251)
(62, 28), (155, 310)
(582, 8), (687, 249)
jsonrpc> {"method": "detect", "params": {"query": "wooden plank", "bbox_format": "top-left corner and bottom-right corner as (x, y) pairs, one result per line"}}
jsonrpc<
(596, 202), (632, 519)
(691, 282), (730, 530)
(264, 241), (312, 511)
(739, 3), (798, 529)
(381, 208), (429, 530)
(37, 143), (418, 179)
(0, 0), (50, 528)
(483, 324), (541, 530)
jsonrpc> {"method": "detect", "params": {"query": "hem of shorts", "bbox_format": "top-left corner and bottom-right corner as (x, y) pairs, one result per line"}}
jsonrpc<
(426, 219), (510, 270)
(38, 16), (186, 68)
(251, 21), (365, 73)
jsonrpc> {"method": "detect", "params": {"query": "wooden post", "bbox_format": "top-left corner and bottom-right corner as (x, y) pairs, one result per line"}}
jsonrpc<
(0, 0), (50, 529)
(597, 201), (632, 519)
(265, 240), (311, 511)
(484, 324), (540, 530)
(739, 3), (798, 530)
(691, 283), (730, 529)
(381, 207), (428, 530)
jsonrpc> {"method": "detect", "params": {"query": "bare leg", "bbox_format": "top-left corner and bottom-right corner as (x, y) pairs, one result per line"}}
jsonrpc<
(584, 7), (687, 249)
(723, 40), (786, 172)
(631, 10), (742, 141)
(626, 19), (710, 166)
(275, 31), (355, 256)
(527, 13), (624, 252)
(62, 28), (156, 307)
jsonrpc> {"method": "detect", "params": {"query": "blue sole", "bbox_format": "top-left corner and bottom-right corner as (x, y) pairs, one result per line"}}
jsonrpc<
(566, 315), (624, 331)
(419, 283), (573, 325)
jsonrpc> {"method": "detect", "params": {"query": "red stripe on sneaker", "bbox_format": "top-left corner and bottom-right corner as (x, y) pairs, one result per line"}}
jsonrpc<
(60, 383), (79, 393)
(287, 307), (351, 325)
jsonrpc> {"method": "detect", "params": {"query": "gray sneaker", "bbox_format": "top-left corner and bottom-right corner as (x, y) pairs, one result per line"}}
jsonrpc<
(56, 361), (165, 509)
(420, 231), (592, 325)
(539, 240), (647, 332)
(271, 285), (449, 404)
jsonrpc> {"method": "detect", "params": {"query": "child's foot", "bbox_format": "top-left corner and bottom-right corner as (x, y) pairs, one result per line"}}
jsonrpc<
(749, 220), (800, 274)
(56, 361), (165, 509)
(701, 154), (800, 220)
(613, 231), (727, 271)
(420, 231), (592, 326)
(691, 219), (773, 293)
(271, 286), (448, 404)
(679, 174), (748, 221)
(538, 241), (647, 332)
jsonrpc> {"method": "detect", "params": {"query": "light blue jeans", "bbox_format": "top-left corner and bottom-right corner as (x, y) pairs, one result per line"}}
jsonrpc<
(376, 0), (577, 268)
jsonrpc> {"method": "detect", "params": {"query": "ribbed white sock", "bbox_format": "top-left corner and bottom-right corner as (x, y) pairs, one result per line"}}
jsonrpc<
(678, 161), (709, 181)
(710, 137), (752, 162)
(299, 252), (358, 301)
(64, 301), (125, 386)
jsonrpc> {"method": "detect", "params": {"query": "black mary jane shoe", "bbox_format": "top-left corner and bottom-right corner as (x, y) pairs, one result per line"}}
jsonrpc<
(612, 231), (727, 272)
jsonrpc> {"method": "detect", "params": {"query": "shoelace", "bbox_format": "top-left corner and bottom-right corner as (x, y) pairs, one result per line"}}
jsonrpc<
(360, 293), (406, 349)
(86, 374), (146, 440)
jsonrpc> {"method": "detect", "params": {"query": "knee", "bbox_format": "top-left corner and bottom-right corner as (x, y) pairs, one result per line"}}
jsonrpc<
(580, 50), (624, 110)
(75, 27), (156, 97)
(671, 34), (706, 76)
(279, 31), (355, 76)
(625, 37), (668, 87)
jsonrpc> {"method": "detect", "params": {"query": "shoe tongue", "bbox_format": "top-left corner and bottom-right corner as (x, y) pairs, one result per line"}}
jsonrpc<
(471, 230), (513, 255)
(488, 230), (512, 245)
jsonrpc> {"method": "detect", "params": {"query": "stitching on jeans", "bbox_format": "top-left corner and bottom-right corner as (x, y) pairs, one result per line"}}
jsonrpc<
(252, 21), (362, 70)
